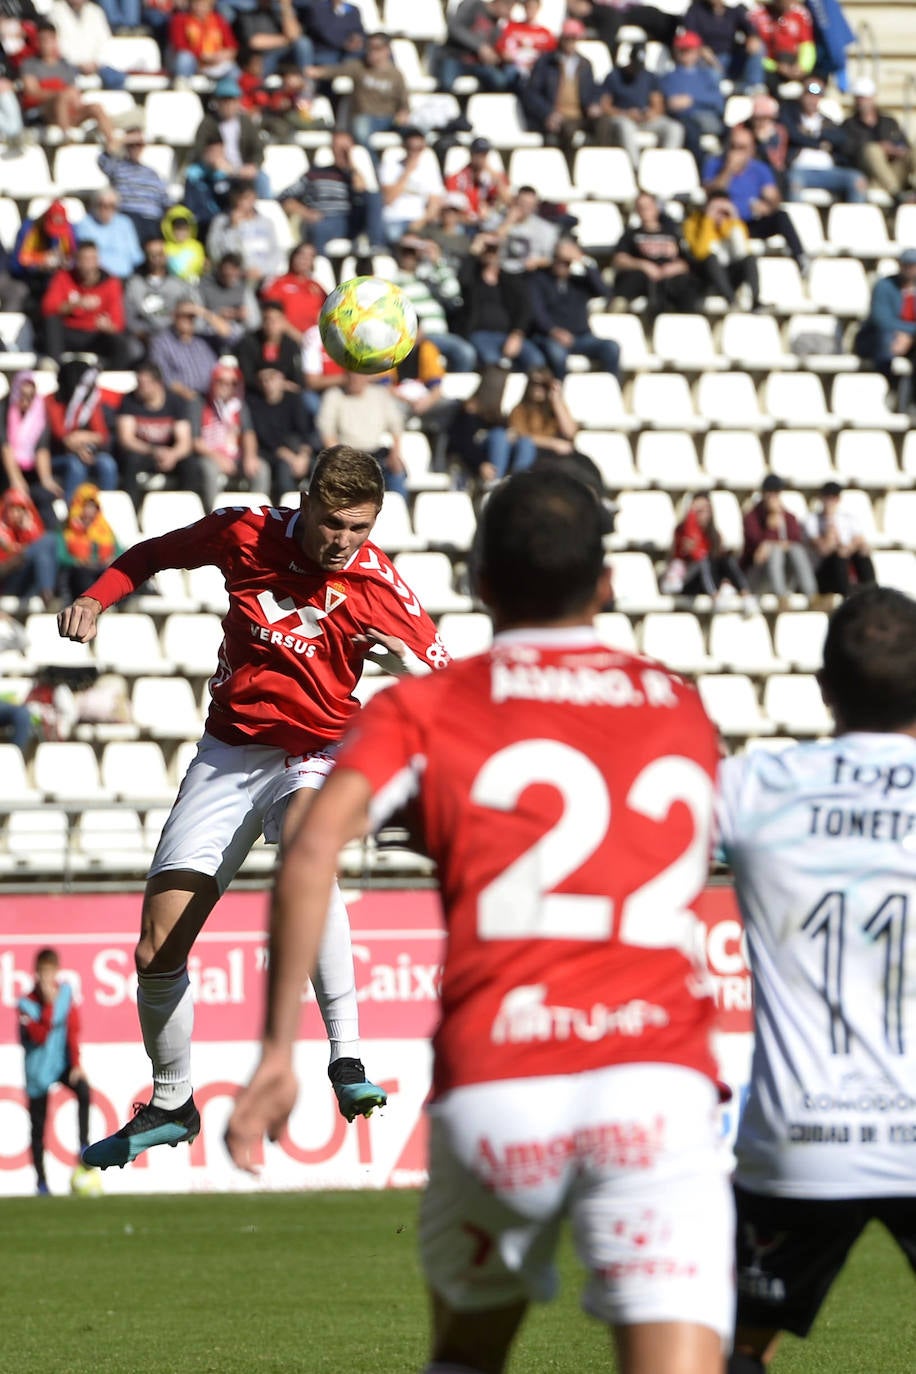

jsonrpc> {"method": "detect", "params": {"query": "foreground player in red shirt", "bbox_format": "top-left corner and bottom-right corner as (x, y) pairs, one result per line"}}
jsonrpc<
(227, 469), (734, 1374)
(57, 445), (448, 1169)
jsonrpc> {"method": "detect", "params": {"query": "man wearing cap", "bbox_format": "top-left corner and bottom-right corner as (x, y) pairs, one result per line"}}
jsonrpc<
(805, 481), (876, 599)
(842, 78), (916, 202)
(445, 138), (512, 228)
(854, 246), (916, 390)
(99, 130), (172, 244)
(742, 474), (818, 601)
(660, 30), (726, 169)
(782, 78), (867, 204)
(521, 19), (604, 157)
(436, 0), (517, 94)
(597, 38), (684, 172)
(190, 77), (269, 200)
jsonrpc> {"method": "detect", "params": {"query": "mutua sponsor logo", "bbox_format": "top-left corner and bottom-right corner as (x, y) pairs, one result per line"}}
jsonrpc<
(491, 984), (669, 1045)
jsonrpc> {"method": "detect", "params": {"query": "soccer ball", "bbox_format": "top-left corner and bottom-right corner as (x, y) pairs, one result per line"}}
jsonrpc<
(70, 1163), (103, 1197)
(318, 276), (418, 375)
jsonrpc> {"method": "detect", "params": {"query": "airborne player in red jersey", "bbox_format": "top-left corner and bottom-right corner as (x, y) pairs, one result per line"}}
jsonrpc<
(57, 445), (449, 1169)
(228, 469), (735, 1374)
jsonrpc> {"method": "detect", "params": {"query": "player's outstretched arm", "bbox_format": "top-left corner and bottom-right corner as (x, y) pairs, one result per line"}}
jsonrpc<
(57, 596), (103, 644)
(225, 768), (373, 1173)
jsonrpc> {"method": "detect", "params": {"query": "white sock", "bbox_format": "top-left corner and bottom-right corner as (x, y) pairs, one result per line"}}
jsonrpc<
(311, 881), (361, 1064)
(138, 966), (194, 1110)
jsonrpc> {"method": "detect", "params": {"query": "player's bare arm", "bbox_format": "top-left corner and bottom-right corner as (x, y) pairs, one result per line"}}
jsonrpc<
(226, 768), (372, 1172)
(57, 595), (103, 644)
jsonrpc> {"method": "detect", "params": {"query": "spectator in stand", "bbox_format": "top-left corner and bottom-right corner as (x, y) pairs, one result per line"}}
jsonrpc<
(0, 488), (58, 608)
(304, 0), (365, 65)
(683, 190), (758, 308)
(206, 182), (284, 289)
(391, 240), (476, 373)
(99, 129), (173, 244)
(248, 364), (313, 502)
(565, 0), (679, 49)
(150, 300), (220, 407)
(190, 76), (270, 200)
(597, 37), (684, 172)
(457, 236), (546, 370)
(0, 371), (59, 526)
(234, 0), (313, 79)
(247, 58), (326, 140)
(664, 489), (756, 608)
(11, 200), (75, 306)
(41, 241), (128, 368)
(301, 320), (346, 420)
(75, 190), (144, 282)
(279, 128), (384, 254)
(125, 238), (192, 358)
(46, 360), (119, 504)
(316, 371), (408, 499)
(436, 0), (517, 93)
(115, 361), (197, 510)
(842, 77), (916, 203)
(56, 482), (121, 604)
(193, 358), (269, 509)
(503, 367), (580, 474)
(168, 0), (239, 81)
(20, 20), (115, 143)
(495, 0), (556, 78)
(748, 0), (816, 89)
(611, 191), (705, 313)
(703, 123), (808, 270)
(100, 0), (141, 35)
(445, 364), (510, 486)
(805, 480), (876, 599)
(260, 243), (326, 346)
(444, 137), (511, 229)
(682, 0), (766, 93)
(425, 198), (476, 266)
(853, 246), (916, 387)
(496, 184), (559, 273)
(183, 136), (235, 237)
(48, 0), (125, 91)
(528, 237), (618, 381)
(309, 33), (408, 153)
(660, 29), (726, 170)
(380, 127), (445, 246)
(782, 77), (866, 203)
(161, 206), (207, 284)
(747, 91), (788, 180)
(742, 472), (817, 600)
(0, 41), (23, 145)
(199, 251), (261, 346)
(521, 18), (603, 159)
(238, 299), (302, 394)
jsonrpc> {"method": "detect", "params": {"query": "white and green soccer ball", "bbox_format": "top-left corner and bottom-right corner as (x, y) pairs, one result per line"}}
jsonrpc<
(70, 1164), (103, 1197)
(318, 276), (418, 375)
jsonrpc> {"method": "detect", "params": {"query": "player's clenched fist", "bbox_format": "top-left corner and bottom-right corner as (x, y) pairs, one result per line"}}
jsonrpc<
(57, 596), (102, 643)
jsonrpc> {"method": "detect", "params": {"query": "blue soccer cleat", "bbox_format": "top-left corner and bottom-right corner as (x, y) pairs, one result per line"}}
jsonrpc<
(329, 1058), (387, 1122)
(82, 1096), (201, 1170)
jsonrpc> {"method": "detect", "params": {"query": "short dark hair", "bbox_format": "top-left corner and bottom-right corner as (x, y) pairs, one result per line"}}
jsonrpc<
(35, 947), (59, 969)
(136, 360), (163, 384)
(308, 446), (384, 512)
(476, 469), (605, 624)
(820, 586), (916, 732)
(218, 251), (243, 269)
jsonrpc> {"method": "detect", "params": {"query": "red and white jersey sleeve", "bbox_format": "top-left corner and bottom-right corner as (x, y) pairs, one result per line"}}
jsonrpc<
(84, 505), (448, 754)
(336, 629), (721, 1097)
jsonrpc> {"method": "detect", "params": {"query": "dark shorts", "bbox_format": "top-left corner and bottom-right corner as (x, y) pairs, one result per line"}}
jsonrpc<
(734, 1184), (916, 1337)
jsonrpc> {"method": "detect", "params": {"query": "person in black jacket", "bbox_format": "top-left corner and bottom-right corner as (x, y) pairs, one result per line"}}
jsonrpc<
(521, 19), (603, 157)
(783, 78), (867, 203)
(457, 239), (546, 370)
(842, 77), (916, 202)
(528, 238), (619, 380)
(611, 191), (706, 313)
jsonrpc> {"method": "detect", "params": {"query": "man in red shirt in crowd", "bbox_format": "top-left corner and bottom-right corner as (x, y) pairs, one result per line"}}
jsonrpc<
(41, 239), (127, 368)
(445, 136), (512, 228)
(228, 468), (734, 1374)
(58, 445), (450, 1168)
(748, 0), (815, 84)
(495, 0), (557, 75)
(260, 242), (328, 345)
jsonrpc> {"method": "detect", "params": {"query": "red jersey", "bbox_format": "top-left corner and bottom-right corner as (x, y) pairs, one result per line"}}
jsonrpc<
(336, 628), (721, 1098)
(495, 20), (557, 73)
(84, 505), (448, 753)
(41, 269), (124, 332)
(749, 3), (813, 57)
(261, 274), (328, 334)
(445, 164), (510, 217)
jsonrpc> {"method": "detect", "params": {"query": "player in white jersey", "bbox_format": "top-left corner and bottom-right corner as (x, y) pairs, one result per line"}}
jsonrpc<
(716, 586), (916, 1373)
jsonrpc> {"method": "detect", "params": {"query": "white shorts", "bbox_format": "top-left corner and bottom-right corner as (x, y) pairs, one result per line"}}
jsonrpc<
(149, 731), (337, 893)
(420, 1063), (735, 1338)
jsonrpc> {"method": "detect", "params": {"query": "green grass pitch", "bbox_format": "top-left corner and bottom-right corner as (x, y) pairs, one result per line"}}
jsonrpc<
(1, 1191), (913, 1373)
